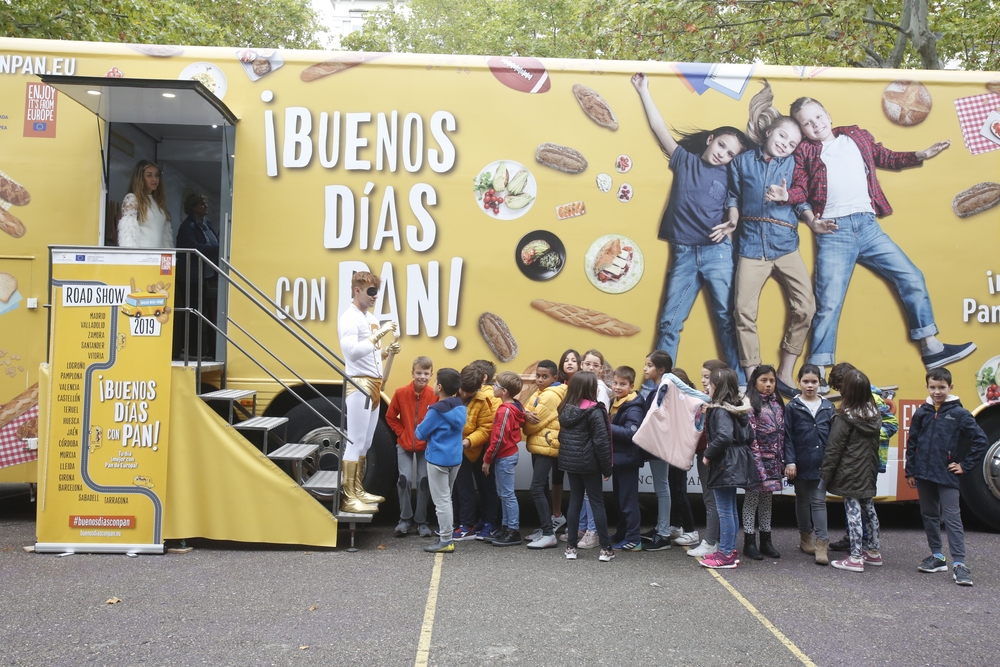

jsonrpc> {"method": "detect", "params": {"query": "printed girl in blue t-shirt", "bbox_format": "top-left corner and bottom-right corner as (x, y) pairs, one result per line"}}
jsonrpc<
(723, 82), (816, 397)
(632, 72), (748, 384)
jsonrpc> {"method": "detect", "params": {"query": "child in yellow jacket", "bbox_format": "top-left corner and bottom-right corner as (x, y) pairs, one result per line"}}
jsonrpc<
(451, 364), (500, 540)
(522, 359), (567, 549)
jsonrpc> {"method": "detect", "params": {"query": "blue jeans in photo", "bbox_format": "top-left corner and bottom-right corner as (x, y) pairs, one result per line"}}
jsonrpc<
(649, 459), (672, 538)
(713, 486), (739, 555)
(494, 453), (519, 531)
(808, 212), (937, 366)
(579, 494), (597, 532)
(657, 239), (744, 384)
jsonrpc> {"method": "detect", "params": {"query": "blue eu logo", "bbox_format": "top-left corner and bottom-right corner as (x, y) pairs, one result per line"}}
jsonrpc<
(33, 122), (47, 131)
(75, 255), (85, 261)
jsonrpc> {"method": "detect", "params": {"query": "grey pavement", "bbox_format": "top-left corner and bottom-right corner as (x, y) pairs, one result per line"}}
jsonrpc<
(1, 485), (997, 666)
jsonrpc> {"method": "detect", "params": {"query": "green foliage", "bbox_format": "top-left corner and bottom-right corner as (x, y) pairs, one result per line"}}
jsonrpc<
(0, 0), (323, 49)
(343, 0), (1000, 71)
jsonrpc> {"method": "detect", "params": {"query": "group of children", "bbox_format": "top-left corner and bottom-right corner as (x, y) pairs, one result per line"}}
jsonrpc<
(385, 349), (988, 585)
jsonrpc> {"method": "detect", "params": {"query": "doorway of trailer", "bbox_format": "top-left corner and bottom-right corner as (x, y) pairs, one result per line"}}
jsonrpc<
(42, 76), (237, 363)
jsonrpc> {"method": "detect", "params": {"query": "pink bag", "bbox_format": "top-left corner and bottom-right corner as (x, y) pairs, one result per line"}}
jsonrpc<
(633, 382), (705, 470)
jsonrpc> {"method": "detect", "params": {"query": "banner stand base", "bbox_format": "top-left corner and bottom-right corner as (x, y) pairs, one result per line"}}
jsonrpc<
(34, 543), (165, 555)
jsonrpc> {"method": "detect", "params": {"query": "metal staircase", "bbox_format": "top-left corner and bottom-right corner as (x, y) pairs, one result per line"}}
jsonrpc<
(174, 248), (375, 549)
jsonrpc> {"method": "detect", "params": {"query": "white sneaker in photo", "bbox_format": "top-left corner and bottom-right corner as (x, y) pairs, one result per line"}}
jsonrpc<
(551, 515), (568, 533)
(526, 528), (543, 542)
(668, 525), (683, 539)
(687, 540), (719, 557)
(578, 530), (601, 549)
(527, 533), (558, 549)
(673, 530), (700, 546)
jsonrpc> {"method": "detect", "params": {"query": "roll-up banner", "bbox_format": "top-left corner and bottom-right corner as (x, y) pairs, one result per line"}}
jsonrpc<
(37, 248), (175, 554)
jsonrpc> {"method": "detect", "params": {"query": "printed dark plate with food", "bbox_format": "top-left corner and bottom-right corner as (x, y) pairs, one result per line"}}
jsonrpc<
(516, 230), (565, 281)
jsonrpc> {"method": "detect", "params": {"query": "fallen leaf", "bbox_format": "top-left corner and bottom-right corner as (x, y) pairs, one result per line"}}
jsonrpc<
(377, 544), (386, 550)
(106, 597), (122, 605)
(650, 582), (661, 587)
(299, 646), (309, 650)
(308, 605), (317, 612)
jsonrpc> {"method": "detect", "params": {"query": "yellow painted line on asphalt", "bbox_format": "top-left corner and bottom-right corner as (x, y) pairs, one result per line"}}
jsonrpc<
(414, 552), (444, 667)
(706, 568), (816, 667)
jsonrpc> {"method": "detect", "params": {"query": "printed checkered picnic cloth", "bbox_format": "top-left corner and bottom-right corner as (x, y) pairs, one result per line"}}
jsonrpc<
(954, 92), (1000, 155)
(0, 404), (39, 469)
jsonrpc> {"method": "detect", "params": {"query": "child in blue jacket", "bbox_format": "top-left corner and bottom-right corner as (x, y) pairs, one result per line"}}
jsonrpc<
(608, 366), (647, 551)
(905, 368), (988, 586)
(415, 368), (468, 554)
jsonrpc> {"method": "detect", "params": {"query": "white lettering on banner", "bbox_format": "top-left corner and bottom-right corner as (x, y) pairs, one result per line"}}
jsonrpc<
(283, 107), (312, 168)
(345, 112), (370, 170)
(0, 54), (74, 76)
(324, 185), (354, 249)
(374, 262), (399, 329)
(293, 277), (308, 320)
(428, 111), (457, 173)
(275, 277), (290, 320)
(961, 270), (1000, 324)
(407, 184), (436, 252)
(264, 109), (278, 177)
(274, 277), (326, 322)
(319, 111), (340, 168)
(324, 183), (437, 253)
(373, 185), (400, 252)
(406, 262), (439, 337)
(376, 110), (397, 172)
(402, 113), (423, 172)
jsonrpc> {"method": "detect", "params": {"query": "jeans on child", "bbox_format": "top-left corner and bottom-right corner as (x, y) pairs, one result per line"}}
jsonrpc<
(494, 453), (519, 531)
(427, 463), (460, 542)
(579, 494), (597, 532)
(714, 486), (739, 555)
(916, 479), (965, 562)
(808, 212), (936, 366)
(656, 239), (744, 384)
(793, 478), (828, 541)
(649, 459), (672, 538)
(697, 458), (720, 545)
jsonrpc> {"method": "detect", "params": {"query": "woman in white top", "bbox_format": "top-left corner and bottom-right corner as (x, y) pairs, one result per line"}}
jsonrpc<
(117, 160), (173, 248)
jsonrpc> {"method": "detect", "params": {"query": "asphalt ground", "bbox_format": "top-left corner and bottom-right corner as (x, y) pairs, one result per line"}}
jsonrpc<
(1, 484), (997, 667)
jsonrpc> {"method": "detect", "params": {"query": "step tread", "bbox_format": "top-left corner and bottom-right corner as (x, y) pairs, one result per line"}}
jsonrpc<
(267, 442), (320, 461)
(335, 511), (374, 524)
(302, 470), (340, 490)
(199, 389), (257, 401)
(234, 416), (288, 430)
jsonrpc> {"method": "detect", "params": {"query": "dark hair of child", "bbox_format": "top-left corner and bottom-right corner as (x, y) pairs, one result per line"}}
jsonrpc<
(471, 359), (497, 384)
(647, 350), (674, 373)
(436, 368), (461, 397)
(838, 370), (879, 420)
(674, 126), (749, 159)
(459, 365), (482, 396)
(536, 359), (558, 376)
(671, 367), (695, 389)
(827, 362), (857, 391)
(702, 359), (728, 373)
(559, 371), (598, 413)
(613, 366), (636, 385)
(925, 368), (952, 385)
(747, 365), (784, 416)
(558, 349), (582, 383)
(494, 370), (522, 396)
(798, 363), (822, 380)
(708, 368), (742, 407)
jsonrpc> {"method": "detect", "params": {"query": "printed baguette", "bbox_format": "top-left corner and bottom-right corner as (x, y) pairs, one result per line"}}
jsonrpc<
(479, 312), (518, 362)
(530, 299), (640, 337)
(301, 53), (367, 81)
(0, 206), (26, 238)
(572, 84), (618, 130)
(952, 182), (1000, 218)
(535, 143), (588, 174)
(0, 383), (39, 430)
(986, 81), (1000, 93)
(0, 169), (30, 206)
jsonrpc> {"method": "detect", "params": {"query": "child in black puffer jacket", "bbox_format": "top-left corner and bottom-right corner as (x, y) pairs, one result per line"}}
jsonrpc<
(609, 366), (647, 551)
(557, 371), (614, 562)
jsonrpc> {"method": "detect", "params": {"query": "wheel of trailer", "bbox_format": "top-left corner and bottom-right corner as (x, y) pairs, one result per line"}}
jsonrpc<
(962, 406), (1000, 531)
(283, 397), (396, 505)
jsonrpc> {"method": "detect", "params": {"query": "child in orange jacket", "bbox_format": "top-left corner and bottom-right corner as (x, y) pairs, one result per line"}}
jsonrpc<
(452, 364), (500, 540)
(385, 356), (437, 537)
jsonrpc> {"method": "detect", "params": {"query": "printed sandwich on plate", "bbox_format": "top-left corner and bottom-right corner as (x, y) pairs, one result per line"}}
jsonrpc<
(585, 234), (644, 294)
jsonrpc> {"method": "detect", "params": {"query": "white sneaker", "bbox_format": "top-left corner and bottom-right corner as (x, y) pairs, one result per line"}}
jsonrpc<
(527, 533), (558, 549)
(687, 540), (719, 557)
(668, 525), (683, 539)
(673, 530), (700, 546)
(526, 528), (543, 542)
(551, 515), (567, 533)
(578, 530), (601, 549)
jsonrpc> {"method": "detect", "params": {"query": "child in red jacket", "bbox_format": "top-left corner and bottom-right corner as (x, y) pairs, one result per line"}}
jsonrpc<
(385, 356), (437, 537)
(483, 371), (525, 547)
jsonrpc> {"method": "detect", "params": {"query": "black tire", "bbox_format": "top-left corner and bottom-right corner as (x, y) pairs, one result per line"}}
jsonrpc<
(960, 406), (1000, 531)
(282, 397), (397, 501)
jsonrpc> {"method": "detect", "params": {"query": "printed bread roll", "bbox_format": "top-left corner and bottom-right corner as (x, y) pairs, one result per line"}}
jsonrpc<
(881, 80), (932, 127)
(0, 271), (16, 302)
(16, 417), (38, 440)
(535, 143), (588, 174)
(479, 312), (518, 362)
(952, 182), (1000, 218)
(0, 383), (38, 429)
(986, 81), (1000, 93)
(517, 361), (540, 404)
(301, 53), (366, 81)
(0, 170), (30, 206)
(572, 84), (618, 130)
(128, 44), (184, 58)
(0, 207), (25, 238)
(530, 299), (640, 337)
